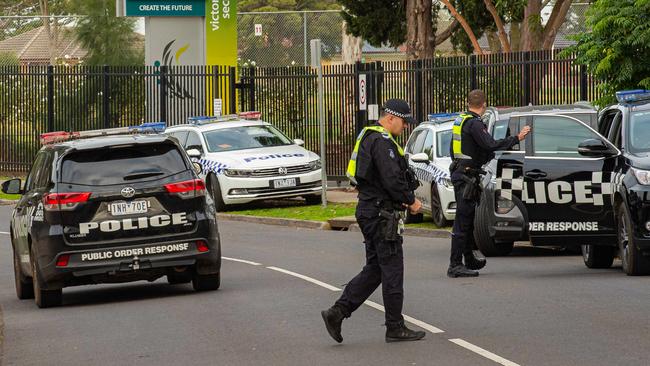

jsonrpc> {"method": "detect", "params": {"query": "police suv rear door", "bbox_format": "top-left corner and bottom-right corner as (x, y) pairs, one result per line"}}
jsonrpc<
(56, 140), (202, 245)
(522, 114), (617, 245)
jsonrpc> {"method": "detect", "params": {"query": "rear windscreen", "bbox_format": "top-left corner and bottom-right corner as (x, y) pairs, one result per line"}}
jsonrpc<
(61, 144), (187, 185)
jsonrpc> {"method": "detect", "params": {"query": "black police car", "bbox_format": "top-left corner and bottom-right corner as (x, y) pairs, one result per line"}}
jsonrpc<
(473, 103), (612, 257)
(591, 90), (650, 275)
(2, 123), (221, 308)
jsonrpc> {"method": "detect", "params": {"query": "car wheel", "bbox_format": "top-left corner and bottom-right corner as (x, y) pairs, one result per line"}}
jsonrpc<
(31, 246), (62, 308)
(430, 184), (450, 228)
(208, 174), (227, 212)
(167, 271), (192, 284)
(192, 271), (221, 291)
(14, 249), (34, 300)
(305, 194), (322, 205)
(581, 244), (615, 269)
(474, 198), (514, 256)
(618, 203), (650, 275)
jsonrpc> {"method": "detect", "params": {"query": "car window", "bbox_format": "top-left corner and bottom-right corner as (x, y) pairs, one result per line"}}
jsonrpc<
(25, 152), (47, 191)
(185, 132), (204, 153)
(563, 113), (596, 129)
(406, 129), (424, 154)
(436, 129), (452, 158)
(35, 152), (53, 189)
(409, 129), (428, 155)
(422, 130), (434, 158)
(492, 119), (509, 140)
(608, 112), (623, 149)
(167, 130), (189, 146)
(60, 143), (188, 186)
(532, 115), (601, 157)
(628, 110), (650, 153)
(202, 125), (293, 153)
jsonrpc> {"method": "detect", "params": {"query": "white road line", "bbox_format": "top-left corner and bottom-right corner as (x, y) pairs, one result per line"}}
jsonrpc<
(363, 300), (385, 311)
(449, 338), (521, 366)
(222, 256), (262, 266)
(0, 231), (9, 235)
(404, 314), (445, 334)
(267, 266), (341, 292)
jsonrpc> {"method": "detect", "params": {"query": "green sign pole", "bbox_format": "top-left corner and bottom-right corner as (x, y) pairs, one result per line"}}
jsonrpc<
(205, 0), (237, 67)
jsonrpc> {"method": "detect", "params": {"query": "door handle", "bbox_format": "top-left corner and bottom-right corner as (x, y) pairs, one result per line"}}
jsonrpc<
(525, 170), (547, 179)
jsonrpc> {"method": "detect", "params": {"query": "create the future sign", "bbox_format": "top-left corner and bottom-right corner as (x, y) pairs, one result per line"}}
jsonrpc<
(125, 0), (205, 16)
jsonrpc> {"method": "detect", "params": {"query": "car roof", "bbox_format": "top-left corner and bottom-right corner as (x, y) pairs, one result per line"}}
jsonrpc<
(48, 134), (175, 152)
(417, 120), (454, 130)
(488, 103), (596, 120)
(167, 119), (270, 132)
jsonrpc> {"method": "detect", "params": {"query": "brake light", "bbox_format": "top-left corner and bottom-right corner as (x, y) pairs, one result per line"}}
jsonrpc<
(196, 240), (209, 253)
(164, 179), (205, 198)
(43, 192), (91, 211)
(56, 254), (70, 267)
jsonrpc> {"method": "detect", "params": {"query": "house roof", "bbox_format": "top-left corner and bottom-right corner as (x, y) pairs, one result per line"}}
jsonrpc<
(0, 25), (87, 63)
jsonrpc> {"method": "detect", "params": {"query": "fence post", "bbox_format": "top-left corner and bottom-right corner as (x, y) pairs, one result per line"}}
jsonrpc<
(579, 64), (588, 101)
(249, 67), (256, 111)
(469, 55), (478, 91)
(376, 60), (384, 105)
(160, 65), (167, 123)
(415, 59), (424, 123)
(354, 61), (365, 135)
(103, 65), (110, 129)
(229, 66), (237, 114)
(47, 65), (54, 132)
(523, 52), (531, 106)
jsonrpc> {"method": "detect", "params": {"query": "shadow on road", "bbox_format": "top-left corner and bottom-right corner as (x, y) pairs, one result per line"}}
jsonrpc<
(507, 244), (581, 257)
(61, 282), (200, 307)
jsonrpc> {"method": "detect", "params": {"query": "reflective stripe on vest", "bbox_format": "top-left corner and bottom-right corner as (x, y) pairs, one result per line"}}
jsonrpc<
(452, 113), (474, 160)
(346, 126), (404, 185)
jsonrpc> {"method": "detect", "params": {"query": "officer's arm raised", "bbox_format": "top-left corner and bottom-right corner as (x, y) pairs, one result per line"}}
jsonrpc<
(469, 120), (519, 152)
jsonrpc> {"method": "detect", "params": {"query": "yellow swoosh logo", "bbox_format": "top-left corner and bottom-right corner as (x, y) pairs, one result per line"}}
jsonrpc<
(175, 43), (190, 62)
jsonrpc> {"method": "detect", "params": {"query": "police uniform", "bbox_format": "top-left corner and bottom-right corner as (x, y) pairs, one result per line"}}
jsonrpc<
(448, 111), (519, 277)
(321, 99), (425, 343)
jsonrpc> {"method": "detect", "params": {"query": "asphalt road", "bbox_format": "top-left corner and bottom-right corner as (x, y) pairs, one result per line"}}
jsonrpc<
(1, 205), (649, 366)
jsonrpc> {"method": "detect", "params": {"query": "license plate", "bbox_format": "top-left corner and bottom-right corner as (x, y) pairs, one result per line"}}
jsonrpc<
(273, 178), (297, 189)
(110, 200), (148, 216)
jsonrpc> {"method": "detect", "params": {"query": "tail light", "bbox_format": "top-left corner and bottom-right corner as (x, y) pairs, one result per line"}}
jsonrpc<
(164, 179), (206, 198)
(196, 240), (209, 253)
(56, 254), (70, 267)
(43, 192), (91, 211)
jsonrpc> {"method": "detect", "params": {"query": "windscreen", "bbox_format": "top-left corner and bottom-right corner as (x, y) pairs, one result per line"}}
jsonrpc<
(60, 144), (187, 185)
(629, 110), (650, 153)
(203, 125), (293, 153)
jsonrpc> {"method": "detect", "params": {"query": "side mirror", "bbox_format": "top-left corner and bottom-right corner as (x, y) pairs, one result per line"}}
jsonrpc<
(410, 152), (430, 164)
(2, 178), (22, 195)
(192, 162), (203, 175)
(294, 139), (305, 146)
(578, 138), (617, 157)
(186, 148), (202, 158)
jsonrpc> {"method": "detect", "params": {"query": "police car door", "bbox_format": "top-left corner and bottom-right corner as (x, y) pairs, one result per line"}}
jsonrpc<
(523, 114), (617, 244)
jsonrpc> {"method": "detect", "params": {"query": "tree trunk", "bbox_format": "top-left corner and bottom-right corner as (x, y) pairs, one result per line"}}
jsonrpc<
(341, 22), (362, 65)
(542, 0), (573, 50)
(440, 0), (483, 55)
(510, 22), (522, 52)
(520, 0), (543, 51)
(406, 0), (435, 59)
(39, 0), (57, 65)
(483, 0), (511, 53)
(435, 19), (460, 46)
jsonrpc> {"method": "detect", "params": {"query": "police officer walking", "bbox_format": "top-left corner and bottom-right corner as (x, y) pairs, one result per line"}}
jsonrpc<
(321, 99), (426, 343)
(448, 89), (531, 277)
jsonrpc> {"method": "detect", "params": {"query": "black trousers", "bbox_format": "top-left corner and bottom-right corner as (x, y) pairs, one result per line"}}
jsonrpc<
(450, 171), (478, 266)
(335, 201), (404, 326)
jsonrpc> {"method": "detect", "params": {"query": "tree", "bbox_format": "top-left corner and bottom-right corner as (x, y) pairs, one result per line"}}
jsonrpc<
(565, 0), (650, 106)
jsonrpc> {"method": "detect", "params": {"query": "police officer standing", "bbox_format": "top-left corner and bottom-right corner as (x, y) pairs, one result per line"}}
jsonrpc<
(321, 99), (426, 343)
(448, 89), (531, 277)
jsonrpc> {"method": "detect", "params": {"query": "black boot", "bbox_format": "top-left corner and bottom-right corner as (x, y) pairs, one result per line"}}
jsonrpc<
(464, 251), (486, 270)
(321, 306), (345, 343)
(447, 264), (479, 278)
(385, 322), (426, 343)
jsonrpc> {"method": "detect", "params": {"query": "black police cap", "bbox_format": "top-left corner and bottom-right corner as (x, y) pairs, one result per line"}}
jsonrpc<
(382, 99), (417, 124)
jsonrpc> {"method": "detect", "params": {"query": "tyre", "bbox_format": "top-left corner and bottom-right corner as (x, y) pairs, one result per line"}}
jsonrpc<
(305, 194), (322, 205)
(167, 271), (192, 284)
(13, 249), (34, 300)
(208, 174), (227, 212)
(430, 184), (450, 228)
(473, 199), (514, 256)
(192, 272), (221, 291)
(581, 244), (615, 269)
(31, 247), (62, 308)
(618, 203), (650, 275)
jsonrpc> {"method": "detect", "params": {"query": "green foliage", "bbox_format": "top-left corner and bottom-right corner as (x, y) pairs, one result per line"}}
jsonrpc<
(337, 0), (406, 48)
(69, 0), (143, 66)
(564, 0), (650, 106)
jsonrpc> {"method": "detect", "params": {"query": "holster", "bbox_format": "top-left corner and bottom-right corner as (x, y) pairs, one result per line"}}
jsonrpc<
(460, 173), (482, 202)
(378, 209), (403, 255)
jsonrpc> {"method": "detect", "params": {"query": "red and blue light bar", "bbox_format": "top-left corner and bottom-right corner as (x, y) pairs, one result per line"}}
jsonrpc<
(40, 122), (166, 145)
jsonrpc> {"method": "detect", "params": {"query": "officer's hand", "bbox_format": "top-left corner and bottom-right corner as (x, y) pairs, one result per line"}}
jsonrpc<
(518, 126), (531, 141)
(409, 199), (422, 215)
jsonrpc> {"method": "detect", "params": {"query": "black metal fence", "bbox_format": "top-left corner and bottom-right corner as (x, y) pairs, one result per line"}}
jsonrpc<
(0, 49), (600, 176)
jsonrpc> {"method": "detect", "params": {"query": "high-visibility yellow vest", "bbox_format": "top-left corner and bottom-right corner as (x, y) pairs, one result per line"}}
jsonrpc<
(346, 126), (404, 185)
(452, 113), (474, 160)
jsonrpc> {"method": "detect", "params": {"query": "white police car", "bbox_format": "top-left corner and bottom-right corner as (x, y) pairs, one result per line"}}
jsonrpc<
(166, 112), (322, 211)
(404, 113), (458, 227)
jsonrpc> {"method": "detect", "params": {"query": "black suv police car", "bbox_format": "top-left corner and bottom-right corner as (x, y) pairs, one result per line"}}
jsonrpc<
(2, 124), (222, 308)
(473, 103), (610, 257)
